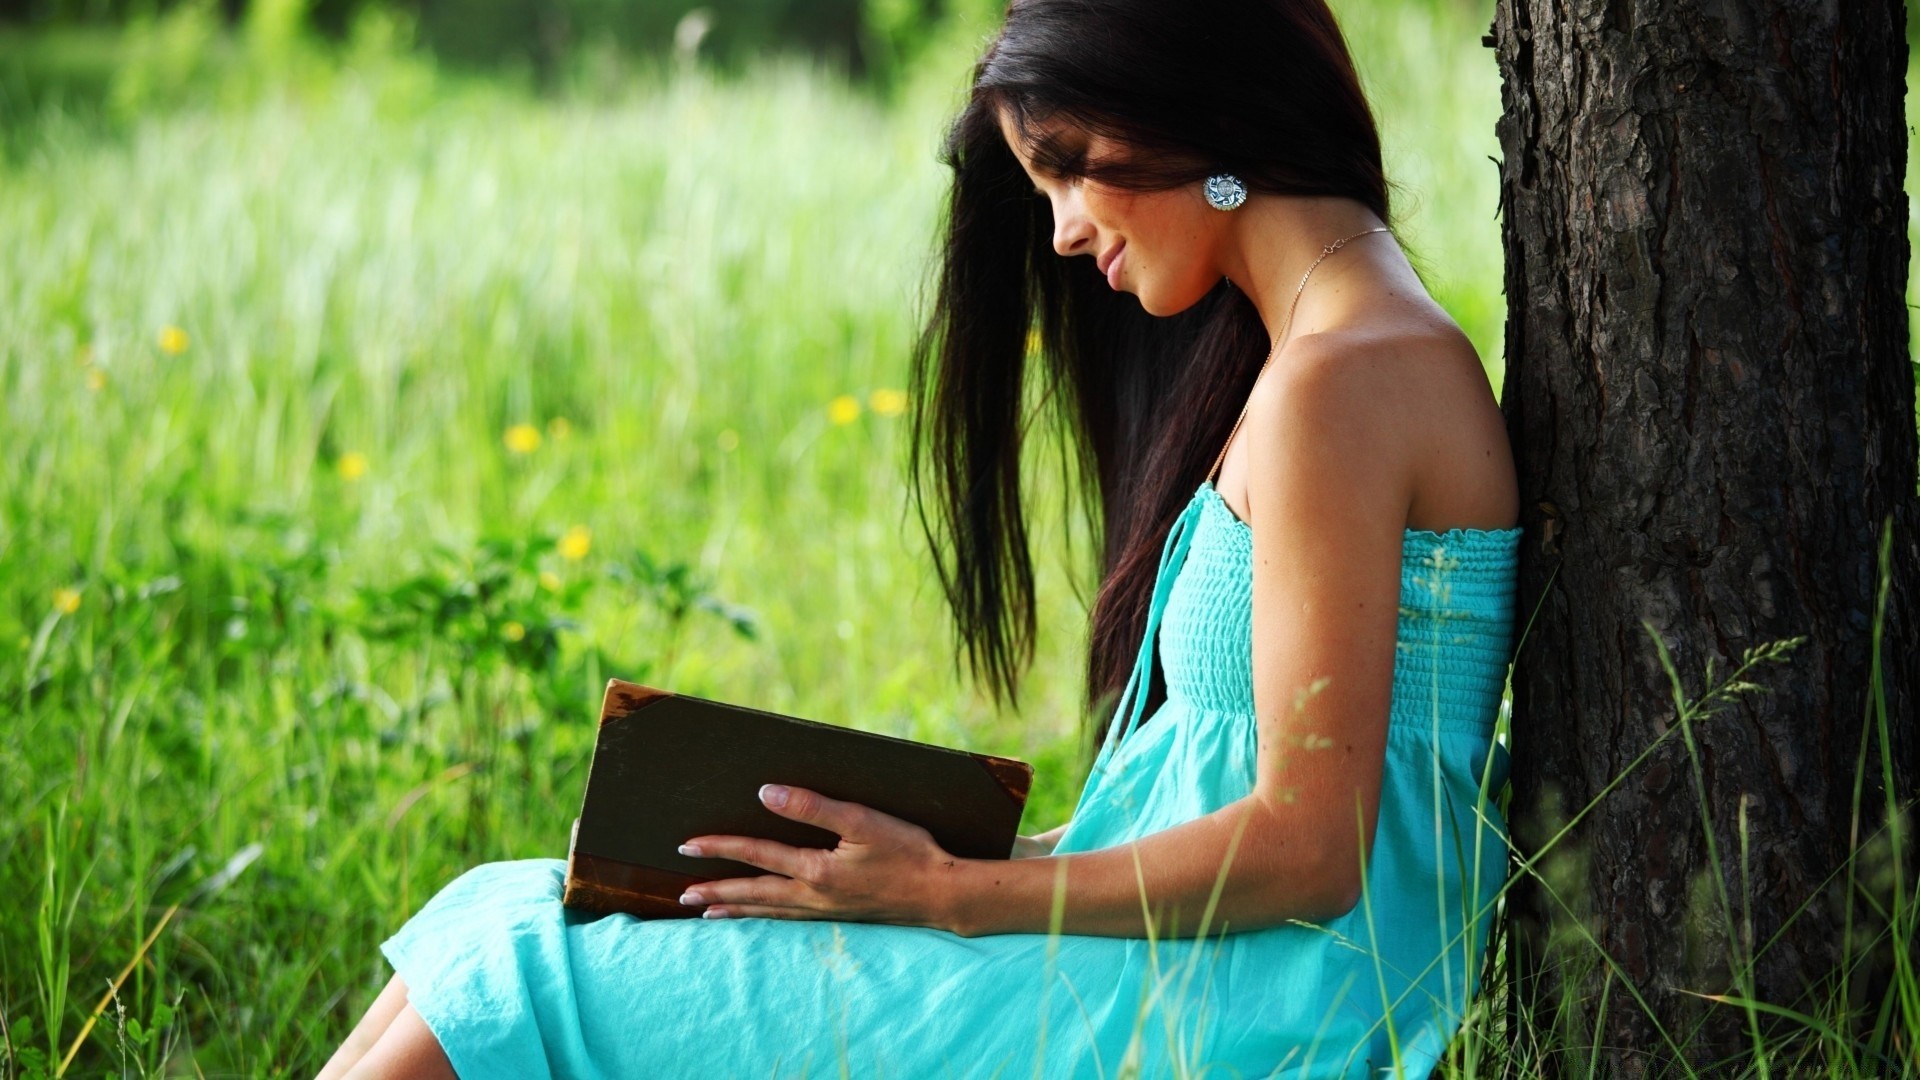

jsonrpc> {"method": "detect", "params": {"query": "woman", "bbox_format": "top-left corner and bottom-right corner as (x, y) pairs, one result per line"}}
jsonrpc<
(319, 0), (1520, 1075)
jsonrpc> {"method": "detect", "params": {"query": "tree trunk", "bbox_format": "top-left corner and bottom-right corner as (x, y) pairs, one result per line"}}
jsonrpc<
(1490, 0), (1920, 1071)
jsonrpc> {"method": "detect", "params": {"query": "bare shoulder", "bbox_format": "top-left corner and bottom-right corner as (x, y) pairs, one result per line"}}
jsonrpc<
(1244, 322), (1517, 534)
(1247, 328), (1409, 424)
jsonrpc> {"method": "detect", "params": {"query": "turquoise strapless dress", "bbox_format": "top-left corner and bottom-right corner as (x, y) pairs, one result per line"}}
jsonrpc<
(381, 480), (1520, 1078)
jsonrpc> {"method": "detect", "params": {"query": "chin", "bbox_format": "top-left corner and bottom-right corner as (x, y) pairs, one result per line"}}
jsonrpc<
(1134, 280), (1215, 318)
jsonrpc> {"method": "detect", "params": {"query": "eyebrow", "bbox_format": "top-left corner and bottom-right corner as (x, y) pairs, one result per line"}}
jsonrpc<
(1025, 127), (1070, 157)
(1025, 127), (1084, 170)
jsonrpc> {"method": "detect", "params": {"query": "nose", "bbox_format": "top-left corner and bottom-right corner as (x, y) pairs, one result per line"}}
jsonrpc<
(1048, 191), (1096, 258)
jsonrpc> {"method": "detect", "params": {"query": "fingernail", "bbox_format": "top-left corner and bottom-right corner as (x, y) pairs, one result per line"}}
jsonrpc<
(702, 907), (730, 919)
(677, 843), (703, 857)
(678, 891), (704, 906)
(759, 784), (789, 809)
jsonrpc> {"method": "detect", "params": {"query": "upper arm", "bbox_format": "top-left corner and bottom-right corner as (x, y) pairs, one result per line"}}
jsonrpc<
(1240, 341), (1414, 908)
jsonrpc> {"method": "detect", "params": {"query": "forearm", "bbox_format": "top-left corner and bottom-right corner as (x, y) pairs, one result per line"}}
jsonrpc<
(939, 796), (1359, 938)
(1033, 821), (1071, 848)
(1010, 821), (1071, 858)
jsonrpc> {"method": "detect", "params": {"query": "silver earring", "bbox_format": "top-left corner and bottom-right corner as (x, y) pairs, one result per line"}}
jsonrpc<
(1203, 173), (1248, 211)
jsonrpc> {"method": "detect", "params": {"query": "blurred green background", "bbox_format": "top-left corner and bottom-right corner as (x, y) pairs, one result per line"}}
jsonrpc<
(0, 1), (1911, 1075)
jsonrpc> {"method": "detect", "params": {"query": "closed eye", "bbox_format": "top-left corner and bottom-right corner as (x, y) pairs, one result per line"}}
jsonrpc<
(1026, 129), (1089, 180)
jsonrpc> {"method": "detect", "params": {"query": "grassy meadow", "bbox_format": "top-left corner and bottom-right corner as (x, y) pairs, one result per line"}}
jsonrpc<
(0, 2), (1914, 1076)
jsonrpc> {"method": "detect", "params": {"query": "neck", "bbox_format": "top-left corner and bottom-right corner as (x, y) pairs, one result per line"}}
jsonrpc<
(1216, 195), (1391, 350)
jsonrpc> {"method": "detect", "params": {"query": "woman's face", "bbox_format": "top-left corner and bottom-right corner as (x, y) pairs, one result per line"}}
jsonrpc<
(995, 106), (1228, 317)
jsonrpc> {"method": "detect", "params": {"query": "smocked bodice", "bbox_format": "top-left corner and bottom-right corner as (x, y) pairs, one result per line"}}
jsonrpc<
(1102, 480), (1521, 756)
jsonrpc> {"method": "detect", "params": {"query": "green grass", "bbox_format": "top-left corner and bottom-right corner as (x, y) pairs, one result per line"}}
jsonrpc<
(0, 2), (1913, 1076)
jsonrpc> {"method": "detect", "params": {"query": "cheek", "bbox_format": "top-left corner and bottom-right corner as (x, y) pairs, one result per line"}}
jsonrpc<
(1140, 215), (1219, 288)
(1103, 193), (1207, 268)
(1110, 195), (1225, 314)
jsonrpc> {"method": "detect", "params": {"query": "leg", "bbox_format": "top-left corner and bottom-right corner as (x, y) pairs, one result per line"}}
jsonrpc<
(315, 974), (411, 1080)
(341, 1005), (458, 1080)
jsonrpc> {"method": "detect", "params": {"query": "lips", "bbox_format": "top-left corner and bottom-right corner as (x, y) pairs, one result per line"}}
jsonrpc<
(1098, 242), (1125, 288)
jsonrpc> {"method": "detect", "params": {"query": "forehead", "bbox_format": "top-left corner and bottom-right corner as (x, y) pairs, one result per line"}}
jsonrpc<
(992, 102), (1084, 171)
(992, 102), (1037, 163)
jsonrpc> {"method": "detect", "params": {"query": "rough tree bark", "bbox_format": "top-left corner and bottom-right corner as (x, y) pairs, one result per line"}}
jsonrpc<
(1489, 0), (1920, 1071)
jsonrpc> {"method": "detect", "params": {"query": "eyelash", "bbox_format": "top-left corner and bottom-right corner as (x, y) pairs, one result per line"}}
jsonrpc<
(1033, 167), (1085, 198)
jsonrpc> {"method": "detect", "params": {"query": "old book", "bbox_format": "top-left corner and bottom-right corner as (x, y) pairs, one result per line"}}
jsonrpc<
(562, 678), (1035, 919)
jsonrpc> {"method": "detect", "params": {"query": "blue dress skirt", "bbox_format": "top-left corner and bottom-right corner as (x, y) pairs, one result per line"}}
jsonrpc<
(382, 480), (1521, 1078)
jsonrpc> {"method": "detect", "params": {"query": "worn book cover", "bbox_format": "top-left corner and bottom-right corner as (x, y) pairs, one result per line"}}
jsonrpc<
(562, 678), (1035, 919)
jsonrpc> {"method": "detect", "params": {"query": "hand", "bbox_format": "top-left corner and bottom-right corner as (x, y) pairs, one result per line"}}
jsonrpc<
(675, 784), (964, 930)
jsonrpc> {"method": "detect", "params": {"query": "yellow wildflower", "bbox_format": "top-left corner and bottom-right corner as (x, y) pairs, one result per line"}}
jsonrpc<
(538, 570), (562, 592)
(502, 621), (526, 642)
(337, 452), (368, 481)
(828, 395), (861, 425)
(158, 325), (189, 355)
(868, 388), (908, 417)
(504, 423), (542, 454)
(559, 525), (592, 562)
(716, 429), (739, 452)
(86, 368), (107, 393)
(547, 417), (573, 441)
(53, 588), (81, 615)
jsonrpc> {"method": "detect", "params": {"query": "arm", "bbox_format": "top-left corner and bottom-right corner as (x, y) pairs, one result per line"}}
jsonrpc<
(941, 346), (1412, 937)
(1010, 822), (1070, 859)
(679, 344), (1412, 938)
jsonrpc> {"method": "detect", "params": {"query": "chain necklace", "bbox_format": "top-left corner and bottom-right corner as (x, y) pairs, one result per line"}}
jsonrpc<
(1205, 225), (1391, 484)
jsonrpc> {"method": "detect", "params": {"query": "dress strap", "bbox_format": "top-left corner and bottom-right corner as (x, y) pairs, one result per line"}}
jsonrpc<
(1095, 490), (1207, 759)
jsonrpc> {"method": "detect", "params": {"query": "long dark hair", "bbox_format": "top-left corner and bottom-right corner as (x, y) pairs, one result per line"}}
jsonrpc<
(906, 0), (1391, 748)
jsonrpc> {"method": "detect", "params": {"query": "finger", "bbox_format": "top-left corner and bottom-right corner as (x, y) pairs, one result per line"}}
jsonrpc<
(679, 874), (807, 909)
(678, 835), (811, 877)
(757, 784), (881, 840)
(697, 903), (828, 922)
